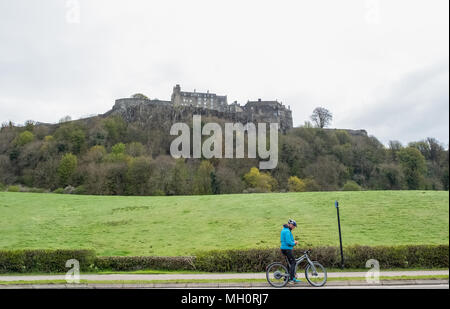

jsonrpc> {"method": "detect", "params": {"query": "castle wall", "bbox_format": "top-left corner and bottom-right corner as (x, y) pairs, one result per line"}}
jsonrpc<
(110, 86), (293, 132)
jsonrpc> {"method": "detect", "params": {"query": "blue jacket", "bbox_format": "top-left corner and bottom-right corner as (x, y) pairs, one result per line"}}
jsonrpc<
(280, 224), (296, 250)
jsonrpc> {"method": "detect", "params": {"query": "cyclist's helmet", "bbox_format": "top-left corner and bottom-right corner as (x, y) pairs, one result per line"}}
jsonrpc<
(288, 219), (297, 227)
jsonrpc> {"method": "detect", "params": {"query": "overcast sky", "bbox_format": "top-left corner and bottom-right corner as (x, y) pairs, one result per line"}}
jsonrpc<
(0, 0), (448, 146)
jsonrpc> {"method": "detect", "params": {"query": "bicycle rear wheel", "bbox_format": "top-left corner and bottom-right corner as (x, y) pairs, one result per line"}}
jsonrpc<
(305, 262), (327, 287)
(266, 262), (289, 288)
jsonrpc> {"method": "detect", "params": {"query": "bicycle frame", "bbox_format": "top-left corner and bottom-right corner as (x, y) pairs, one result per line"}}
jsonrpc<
(284, 252), (318, 275)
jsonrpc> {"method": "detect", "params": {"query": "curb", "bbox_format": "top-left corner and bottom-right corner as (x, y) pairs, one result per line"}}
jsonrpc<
(0, 279), (448, 289)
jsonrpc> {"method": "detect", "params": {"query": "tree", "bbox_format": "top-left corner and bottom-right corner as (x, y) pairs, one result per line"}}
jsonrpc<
(103, 116), (127, 145)
(243, 167), (277, 192)
(370, 163), (404, 190)
(127, 156), (152, 195)
(69, 129), (86, 154)
(148, 155), (176, 195)
(126, 142), (145, 157)
(388, 140), (403, 162)
(168, 159), (190, 195)
(342, 180), (361, 191)
(310, 107), (332, 128)
(15, 131), (34, 146)
(304, 155), (348, 190)
(59, 115), (72, 123)
(193, 161), (215, 195)
(131, 93), (149, 99)
(58, 153), (78, 186)
(215, 164), (244, 194)
(397, 147), (426, 190)
(106, 143), (128, 162)
(84, 145), (107, 163)
(287, 176), (306, 192)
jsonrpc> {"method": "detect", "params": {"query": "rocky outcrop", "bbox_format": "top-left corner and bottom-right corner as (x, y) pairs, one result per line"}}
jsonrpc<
(104, 98), (294, 133)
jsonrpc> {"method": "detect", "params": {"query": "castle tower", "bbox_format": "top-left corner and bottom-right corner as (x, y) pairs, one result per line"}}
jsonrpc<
(171, 84), (182, 105)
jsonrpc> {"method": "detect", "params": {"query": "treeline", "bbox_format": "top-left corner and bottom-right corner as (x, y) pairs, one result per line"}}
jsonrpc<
(0, 115), (448, 195)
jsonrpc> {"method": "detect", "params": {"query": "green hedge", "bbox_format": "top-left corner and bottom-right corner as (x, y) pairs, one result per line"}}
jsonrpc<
(0, 249), (96, 273)
(0, 245), (447, 273)
(194, 245), (449, 272)
(94, 256), (196, 271)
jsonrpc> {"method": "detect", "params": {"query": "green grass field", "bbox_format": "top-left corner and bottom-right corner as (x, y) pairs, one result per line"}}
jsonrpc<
(0, 191), (448, 256)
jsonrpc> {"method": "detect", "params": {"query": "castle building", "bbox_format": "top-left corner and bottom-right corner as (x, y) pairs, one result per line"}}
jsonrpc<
(112, 84), (293, 132)
(171, 84), (228, 112)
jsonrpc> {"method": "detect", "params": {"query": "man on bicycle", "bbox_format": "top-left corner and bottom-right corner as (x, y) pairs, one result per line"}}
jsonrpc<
(280, 219), (301, 283)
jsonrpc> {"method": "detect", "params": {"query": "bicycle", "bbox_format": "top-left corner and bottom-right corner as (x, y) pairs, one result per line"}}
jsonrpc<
(266, 249), (327, 287)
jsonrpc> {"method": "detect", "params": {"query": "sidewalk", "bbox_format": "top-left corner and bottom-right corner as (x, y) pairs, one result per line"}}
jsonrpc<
(0, 279), (448, 289)
(0, 270), (447, 282)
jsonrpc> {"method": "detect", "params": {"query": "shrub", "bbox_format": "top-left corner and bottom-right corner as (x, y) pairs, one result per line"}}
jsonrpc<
(7, 185), (20, 192)
(243, 167), (277, 193)
(0, 182), (5, 191)
(63, 185), (76, 194)
(342, 180), (361, 191)
(94, 256), (195, 272)
(0, 249), (96, 273)
(53, 188), (64, 194)
(152, 189), (165, 196)
(193, 245), (448, 272)
(287, 176), (306, 192)
(29, 187), (46, 193)
(73, 185), (87, 195)
(0, 245), (447, 273)
(303, 178), (321, 191)
(58, 153), (78, 186)
(15, 131), (34, 146)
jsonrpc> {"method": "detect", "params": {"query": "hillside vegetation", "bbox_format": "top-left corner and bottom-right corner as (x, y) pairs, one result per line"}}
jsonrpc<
(0, 191), (448, 256)
(0, 115), (448, 195)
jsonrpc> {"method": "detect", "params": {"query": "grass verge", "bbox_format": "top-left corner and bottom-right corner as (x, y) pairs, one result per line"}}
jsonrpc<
(0, 275), (448, 285)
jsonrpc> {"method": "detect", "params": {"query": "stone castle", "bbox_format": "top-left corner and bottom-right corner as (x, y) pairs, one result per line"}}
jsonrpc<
(112, 85), (293, 132)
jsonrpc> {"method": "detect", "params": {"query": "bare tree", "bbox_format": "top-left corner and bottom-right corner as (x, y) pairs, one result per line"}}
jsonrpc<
(310, 107), (333, 128)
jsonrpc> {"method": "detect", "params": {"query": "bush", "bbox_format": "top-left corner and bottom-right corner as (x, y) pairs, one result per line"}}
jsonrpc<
(0, 249), (96, 273)
(58, 153), (78, 186)
(73, 185), (86, 195)
(0, 182), (5, 191)
(0, 245), (447, 273)
(15, 131), (34, 146)
(193, 245), (448, 272)
(63, 185), (76, 194)
(303, 178), (321, 191)
(152, 189), (165, 196)
(53, 188), (64, 194)
(29, 187), (46, 193)
(94, 256), (196, 272)
(7, 185), (20, 192)
(342, 180), (361, 191)
(287, 176), (306, 192)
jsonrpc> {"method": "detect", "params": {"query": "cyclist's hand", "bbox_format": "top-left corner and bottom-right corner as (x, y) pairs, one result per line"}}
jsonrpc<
(295, 241), (298, 245)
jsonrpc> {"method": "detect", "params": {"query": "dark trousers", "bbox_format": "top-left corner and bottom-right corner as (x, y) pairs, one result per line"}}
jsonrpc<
(281, 249), (296, 280)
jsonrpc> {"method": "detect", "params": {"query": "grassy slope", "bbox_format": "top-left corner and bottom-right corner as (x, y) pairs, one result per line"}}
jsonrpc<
(0, 191), (448, 256)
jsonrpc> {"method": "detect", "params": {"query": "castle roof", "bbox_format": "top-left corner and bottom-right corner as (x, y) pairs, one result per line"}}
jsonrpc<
(245, 99), (282, 108)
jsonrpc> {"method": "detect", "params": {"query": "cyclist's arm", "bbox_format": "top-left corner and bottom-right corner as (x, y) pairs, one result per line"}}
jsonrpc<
(283, 231), (296, 247)
(289, 231), (297, 247)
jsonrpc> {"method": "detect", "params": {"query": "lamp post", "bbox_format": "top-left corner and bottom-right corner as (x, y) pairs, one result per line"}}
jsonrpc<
(335, 200), (344, 269)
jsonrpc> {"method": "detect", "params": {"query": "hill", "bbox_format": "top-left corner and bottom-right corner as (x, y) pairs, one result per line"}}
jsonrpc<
(0, 191), (448, 256)
(0, 95), (448, 195)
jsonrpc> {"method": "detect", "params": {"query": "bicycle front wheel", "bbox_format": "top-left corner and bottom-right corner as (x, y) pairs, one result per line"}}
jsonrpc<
(266, 262), (289, 288)
(305, 262), (327, 287)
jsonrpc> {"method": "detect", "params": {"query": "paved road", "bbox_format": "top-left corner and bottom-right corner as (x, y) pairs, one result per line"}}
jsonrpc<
(0, 281), (448, 289)
(0, 270), (447, 282)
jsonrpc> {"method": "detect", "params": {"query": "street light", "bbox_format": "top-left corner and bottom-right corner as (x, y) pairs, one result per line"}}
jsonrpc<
(335, 200), (344, 269)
